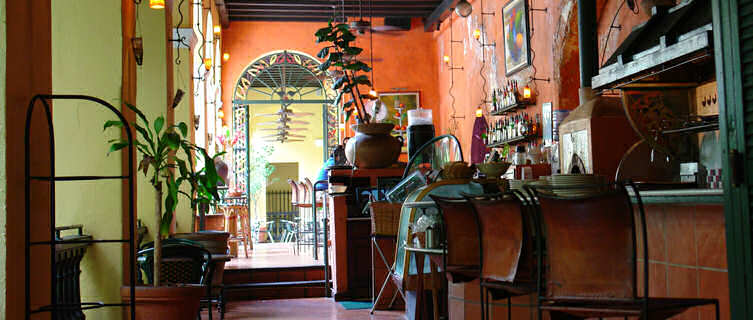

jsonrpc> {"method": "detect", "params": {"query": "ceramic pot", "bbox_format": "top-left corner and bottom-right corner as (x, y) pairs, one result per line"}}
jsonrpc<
(214, 157), (229, 185)
(121, 285), (205, 320)
(345, 123), (403, 169)
(172, 231), (230, 255)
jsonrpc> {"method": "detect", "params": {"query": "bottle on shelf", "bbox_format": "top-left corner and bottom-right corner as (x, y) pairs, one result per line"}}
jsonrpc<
(491, 90), (497, 114)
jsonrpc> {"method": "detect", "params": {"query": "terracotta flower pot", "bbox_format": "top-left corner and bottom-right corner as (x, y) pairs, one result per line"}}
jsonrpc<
(172, 231), (230, 255)
(345, 123), (403, 168)
(121, 285), (205, 320)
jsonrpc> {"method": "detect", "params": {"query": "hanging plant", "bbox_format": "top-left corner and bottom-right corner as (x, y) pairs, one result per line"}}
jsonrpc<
(315, 20), (373, 124)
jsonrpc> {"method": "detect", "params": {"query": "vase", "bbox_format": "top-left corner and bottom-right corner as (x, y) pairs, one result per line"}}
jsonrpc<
(345, 123), (403, 169)
(121, 285), (205, 320)
(214, 157), (229, 186)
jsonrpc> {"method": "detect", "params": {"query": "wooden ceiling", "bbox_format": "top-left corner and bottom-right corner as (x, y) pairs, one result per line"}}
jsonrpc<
(220, 0), (447, 24)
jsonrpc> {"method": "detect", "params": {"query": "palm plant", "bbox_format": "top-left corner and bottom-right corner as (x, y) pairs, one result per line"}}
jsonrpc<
(105, 103), (221, 287)
(316, 20), (373, 124)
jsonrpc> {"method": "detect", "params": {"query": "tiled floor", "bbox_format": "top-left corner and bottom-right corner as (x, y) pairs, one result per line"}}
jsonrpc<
(206, 298), (405, 320)
(226, 242), (324, 269)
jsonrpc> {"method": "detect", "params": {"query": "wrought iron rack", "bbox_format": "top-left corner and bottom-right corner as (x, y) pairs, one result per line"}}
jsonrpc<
(24, 95), (137, 320)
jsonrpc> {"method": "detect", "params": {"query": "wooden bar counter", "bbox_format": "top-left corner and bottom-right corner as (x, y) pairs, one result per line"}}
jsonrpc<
(327, 166), (405, 300)
(448, 189), (730, 320)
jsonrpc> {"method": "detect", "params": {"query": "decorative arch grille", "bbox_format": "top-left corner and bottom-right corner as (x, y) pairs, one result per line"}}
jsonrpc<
(232, 50), (338, 195)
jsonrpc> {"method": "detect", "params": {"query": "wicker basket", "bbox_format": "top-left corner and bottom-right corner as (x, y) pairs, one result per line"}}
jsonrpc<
(370, 201), (402, 236)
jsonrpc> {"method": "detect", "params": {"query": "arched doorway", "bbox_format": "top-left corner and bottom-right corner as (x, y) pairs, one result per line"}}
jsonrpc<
(232, 50), (338, 196)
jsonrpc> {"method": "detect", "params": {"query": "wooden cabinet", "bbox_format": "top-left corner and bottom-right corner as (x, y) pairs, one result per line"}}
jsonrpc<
(328, 167), (404, 300)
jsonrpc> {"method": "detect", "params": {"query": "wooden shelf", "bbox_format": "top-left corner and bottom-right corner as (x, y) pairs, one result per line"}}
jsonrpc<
(487, 135), (538, 147)
(490, 100), (535, 115)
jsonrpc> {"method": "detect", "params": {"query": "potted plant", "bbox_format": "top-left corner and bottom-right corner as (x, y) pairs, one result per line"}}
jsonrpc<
(316, 21), (403, 168)
(106, 103), (216, 319)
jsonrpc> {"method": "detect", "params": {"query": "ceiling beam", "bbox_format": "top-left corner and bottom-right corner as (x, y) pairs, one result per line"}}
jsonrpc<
(230, 16), (332, 22)
(227, 0), (440, 5)
(423, 0), (459, 32)
(228, 8), (432, 16)
(215, 0), (231, 28)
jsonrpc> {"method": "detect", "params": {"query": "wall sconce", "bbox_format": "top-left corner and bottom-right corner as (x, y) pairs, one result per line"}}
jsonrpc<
(473, 29), (481, 41)
(475, 106), (483, 118)
(131, 37), (144, 66)
(171, 89), (185, 109)
(455, 0), (472, 17)
(368, 88), (378, 100)
(194, 115), (201, 130)
(218, 108), (225, 119)
(223, 53), (230, 62)
(204, 58), (213, 71)
(213, 25), (221, 35)
(523, 85), (532, 100)
(443, 55), (450, 65)
(149, 0), (165, 9)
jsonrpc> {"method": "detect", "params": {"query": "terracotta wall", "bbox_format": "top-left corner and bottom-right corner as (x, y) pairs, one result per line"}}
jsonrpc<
(432, 0), (654, 161)
(220, 18), (440, 136)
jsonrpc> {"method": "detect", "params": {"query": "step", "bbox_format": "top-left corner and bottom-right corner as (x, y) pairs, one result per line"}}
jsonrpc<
(222, 265), (330, 301)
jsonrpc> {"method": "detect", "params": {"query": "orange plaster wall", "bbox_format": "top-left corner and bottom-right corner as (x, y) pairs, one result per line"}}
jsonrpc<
(220, 18), (440, 139)
(432, 0), (651, 161)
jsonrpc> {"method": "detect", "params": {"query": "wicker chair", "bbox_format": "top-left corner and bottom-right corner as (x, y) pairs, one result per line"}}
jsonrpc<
(137, 239), (215, 319)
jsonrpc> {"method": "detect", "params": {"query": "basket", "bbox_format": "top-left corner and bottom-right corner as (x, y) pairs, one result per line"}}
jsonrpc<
(370, 201), (402, 236)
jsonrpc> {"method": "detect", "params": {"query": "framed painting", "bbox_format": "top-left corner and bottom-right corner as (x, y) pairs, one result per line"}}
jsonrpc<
(502, 0), (531, 76)
(371, 91), (420, 152)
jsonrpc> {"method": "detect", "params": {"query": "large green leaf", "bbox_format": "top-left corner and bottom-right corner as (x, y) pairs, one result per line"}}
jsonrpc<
(317, 46), (330, 59)
(103, 120), (123, 131)
(164, 131), (181, 150)
(107, 141), (129, 155)
(124, 103), (148, 125)
(332, 76), (346, 90)
(177, 122), (188, 137)
(343, 47), (363, 56)
(154, 116), (165, 134)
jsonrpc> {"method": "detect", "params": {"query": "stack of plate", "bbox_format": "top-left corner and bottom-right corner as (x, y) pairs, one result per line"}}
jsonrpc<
(548, 174), (606, 197)
(509, 179), (536, 191)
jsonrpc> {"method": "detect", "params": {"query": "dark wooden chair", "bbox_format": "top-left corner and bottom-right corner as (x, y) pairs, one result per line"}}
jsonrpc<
(527, 183), (719, 320)
(467, 191), (538, 320)
(429, 195), (481, 283)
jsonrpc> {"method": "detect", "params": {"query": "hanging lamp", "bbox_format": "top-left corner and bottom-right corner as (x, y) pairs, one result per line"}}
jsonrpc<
(455, 0), (472, 17)
(149, 0), (165, 9)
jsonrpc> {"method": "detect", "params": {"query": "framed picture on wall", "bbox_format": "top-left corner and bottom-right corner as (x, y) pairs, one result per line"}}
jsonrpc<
(371, 91), (420, 153)
(502, 0), (532, 76)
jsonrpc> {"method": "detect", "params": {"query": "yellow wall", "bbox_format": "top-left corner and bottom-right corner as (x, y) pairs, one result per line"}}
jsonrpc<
(136, 0), (168, 240)
(51, 1), (122, 318)
(0, 0), (6, 317)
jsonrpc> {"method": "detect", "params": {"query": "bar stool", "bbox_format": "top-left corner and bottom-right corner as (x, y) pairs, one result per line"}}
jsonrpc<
(527, 183), (719, 320)
(224, 196), (251, 258)
(304, 178), (325, 260)
(429, 195), (480, 283)
(467, 191), (538, 320)
(287, 179), (301, 254)
(294, 180), (312, 255)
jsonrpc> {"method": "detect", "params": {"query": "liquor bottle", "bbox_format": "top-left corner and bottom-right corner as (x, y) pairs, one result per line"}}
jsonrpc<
(491, 90), (497, 113)
(520, 114), (528, 137)
(533, 113), (540, 136)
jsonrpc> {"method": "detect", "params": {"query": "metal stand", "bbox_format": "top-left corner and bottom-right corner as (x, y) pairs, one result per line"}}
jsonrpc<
(24, 95), (137, 320)
(314, 180), (331, 297)
(370, 235), (405, 314)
